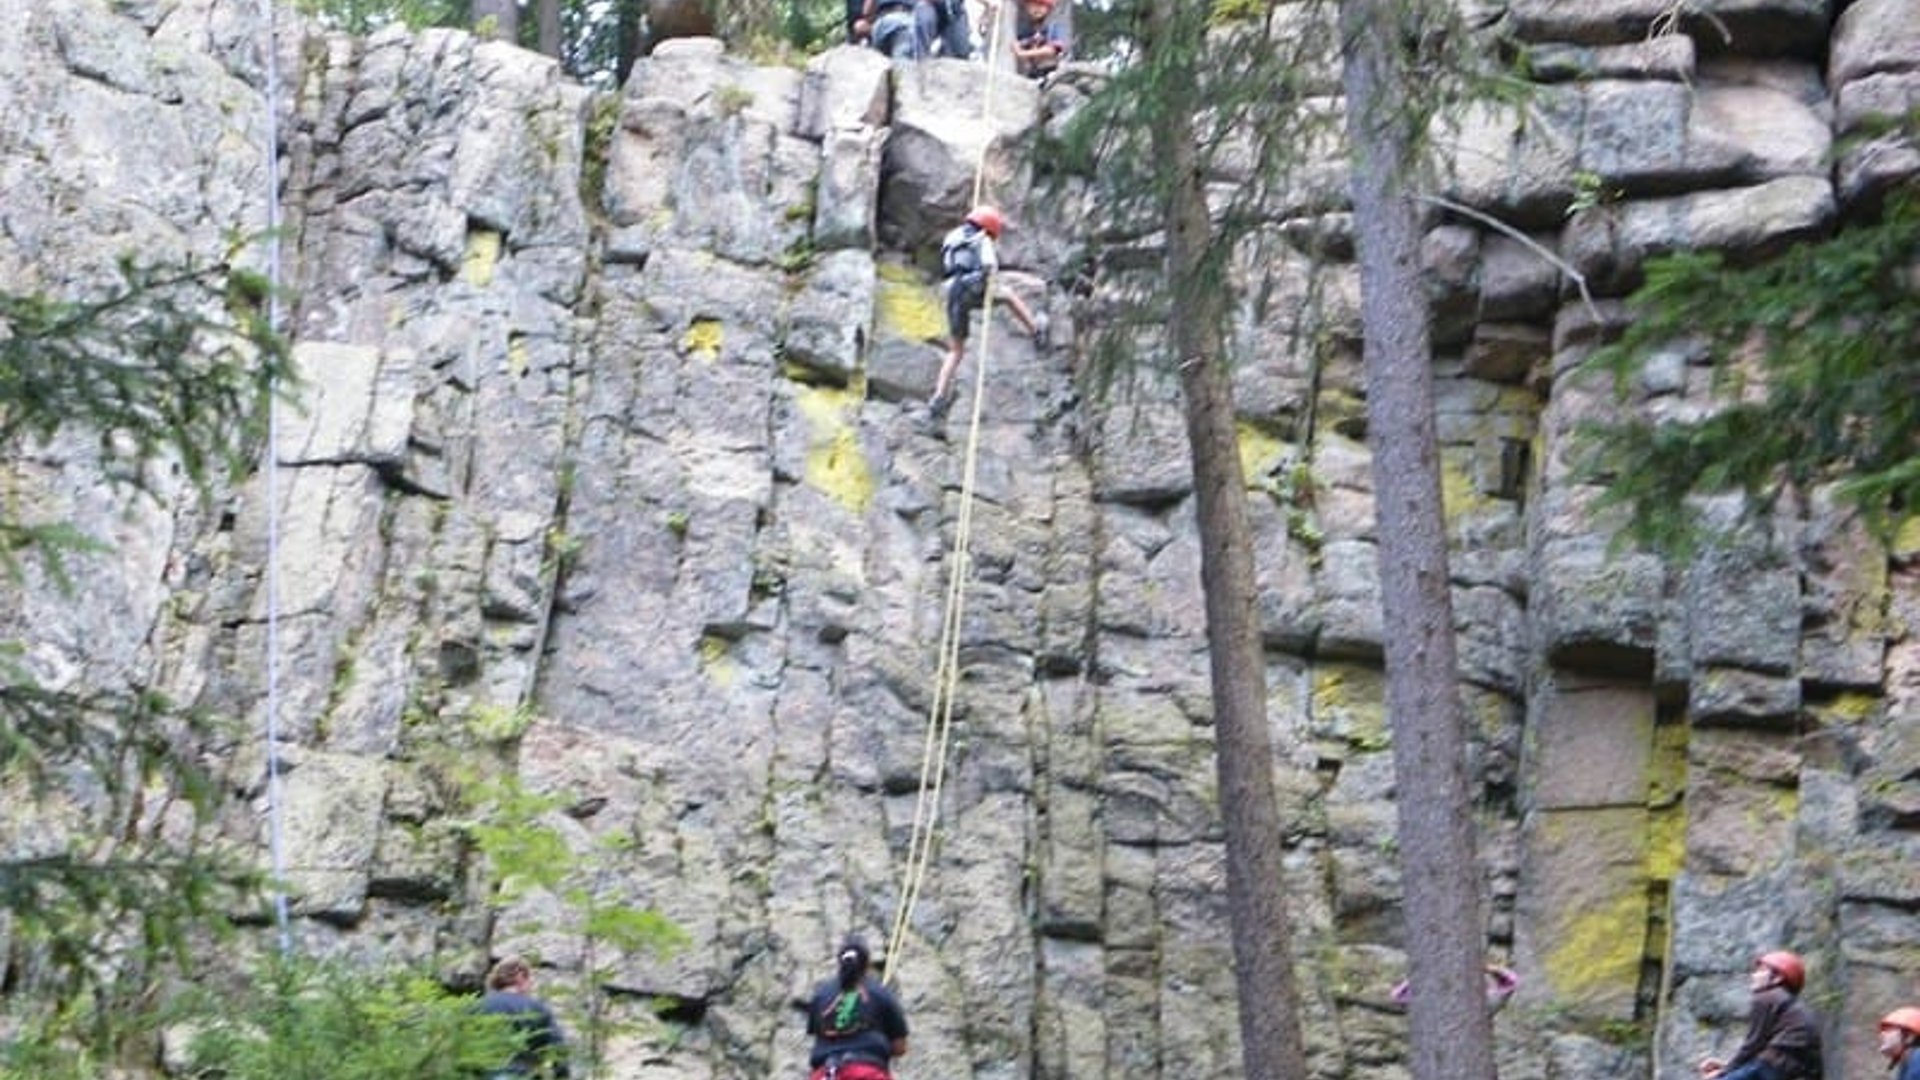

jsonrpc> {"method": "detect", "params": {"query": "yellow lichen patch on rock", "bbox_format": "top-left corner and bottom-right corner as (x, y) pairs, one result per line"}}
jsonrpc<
(1646, 721), (1688, 886)
(1311, 663), (1389, 751)
(699, 633), (736, 688)
(1316, 387), (1367, 434)
(1812, 691), (1884, 725)
(1236, 422), (1286, 492)
(1765, 784), (1800, 830)
(1440, 450), (1497, 522)
(682, 319), (724, 363)
(462, 229), (502, 287)
(875, 263), (944, 343)
(1544, 886), (1647, 1004)
(1648, 720), (1688, 810)
(1894, 514), (1920, 561)
(508, 334), (530, 377)
(1647, 804), (1686, 883)
(795, 385), (873, 513)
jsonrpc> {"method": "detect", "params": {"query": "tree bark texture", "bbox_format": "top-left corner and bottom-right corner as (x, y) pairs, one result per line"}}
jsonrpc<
(1339, 1), (1500, 1078)
(535, 0), (561, 57)
(616, 0), (643, 86)
(1144, 2), (1310, 1077)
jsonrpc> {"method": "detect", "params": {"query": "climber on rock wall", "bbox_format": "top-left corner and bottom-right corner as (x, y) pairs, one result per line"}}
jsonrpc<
(928, 204), (1046, 421)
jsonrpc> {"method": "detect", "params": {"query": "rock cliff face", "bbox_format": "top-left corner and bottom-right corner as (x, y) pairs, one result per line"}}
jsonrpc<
(3, 0), (1917, 1077)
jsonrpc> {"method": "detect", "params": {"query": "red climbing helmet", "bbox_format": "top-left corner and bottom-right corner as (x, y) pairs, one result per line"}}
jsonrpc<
(1883, 1007), (1920, 1037)
(966, 204), (1006, 240)
(1756, 950), (1806, 993)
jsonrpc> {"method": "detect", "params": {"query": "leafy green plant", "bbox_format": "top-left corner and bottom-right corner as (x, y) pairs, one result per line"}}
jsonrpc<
(779, 235), (818, 275)
(715, 83), (756, 118)
(179, 955), (524, 1080)
(459, 775), (687, 1076)
(1269, 460), (1326, 554)
(545, 526), (585, 575)
(0, 1011), (116, 1080)
(1567, 169), (1622, 216)
(581, 93), (623, 211)
(468, 700), (539, 743)
(294, 0), (463, 34)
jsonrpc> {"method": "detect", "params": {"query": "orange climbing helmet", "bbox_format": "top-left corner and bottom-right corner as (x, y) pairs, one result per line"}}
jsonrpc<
(1883, 1008), (1920, 1037)
(1757, 950), (1806, 993)
(966, 204), (1006, 240)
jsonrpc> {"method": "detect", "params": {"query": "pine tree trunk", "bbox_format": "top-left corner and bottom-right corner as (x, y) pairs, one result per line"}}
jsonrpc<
(616, 0), (643, 86)
(535, 0), (561, 57)
(1340, 0), (1500, 1077)
(1144, 1), (1310, 1076)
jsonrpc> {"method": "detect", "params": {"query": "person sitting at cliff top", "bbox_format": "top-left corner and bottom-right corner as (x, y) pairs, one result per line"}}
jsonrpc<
(1008, 0), (1069, 79)
(859, 0), (972, 59)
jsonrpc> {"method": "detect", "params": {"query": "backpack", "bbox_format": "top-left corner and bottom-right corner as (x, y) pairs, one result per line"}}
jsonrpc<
(817, 985), (872, 1038)
(941, 225), (984, 277)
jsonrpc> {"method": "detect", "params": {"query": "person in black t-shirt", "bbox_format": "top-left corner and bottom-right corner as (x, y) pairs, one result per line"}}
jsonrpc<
(805, 936), (909, 1080)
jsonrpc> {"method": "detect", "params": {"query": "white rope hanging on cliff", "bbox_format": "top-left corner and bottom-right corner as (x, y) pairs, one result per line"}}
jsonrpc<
(257, 0), (293, 955)
(884, 2), (1016, 984)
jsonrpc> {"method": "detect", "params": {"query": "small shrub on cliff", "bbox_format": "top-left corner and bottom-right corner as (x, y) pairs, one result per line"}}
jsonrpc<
(179, 956), (523, 1080)
(1576, 186), (1920, 553)
(458, 774), (689, 1075)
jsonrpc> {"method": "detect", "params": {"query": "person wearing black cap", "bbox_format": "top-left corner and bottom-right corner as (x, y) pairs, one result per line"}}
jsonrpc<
(805, 936), (910, 1080)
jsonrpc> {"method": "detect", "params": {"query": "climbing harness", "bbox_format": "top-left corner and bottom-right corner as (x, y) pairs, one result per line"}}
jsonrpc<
(883, 0), (1017, 983)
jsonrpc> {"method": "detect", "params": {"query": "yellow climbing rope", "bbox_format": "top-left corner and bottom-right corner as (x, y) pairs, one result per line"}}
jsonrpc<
(883, 2), (1017, 985)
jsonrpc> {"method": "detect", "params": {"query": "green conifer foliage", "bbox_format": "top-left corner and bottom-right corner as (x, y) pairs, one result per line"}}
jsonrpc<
(1579, 187), (1920, 553)
(0, 253), (293, 1061)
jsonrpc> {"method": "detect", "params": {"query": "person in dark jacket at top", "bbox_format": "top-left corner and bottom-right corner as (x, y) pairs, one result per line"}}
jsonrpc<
(805, 936), (909, 1080)
(479, 955), (571, 1079)
(1699, 950), (1822, 1080)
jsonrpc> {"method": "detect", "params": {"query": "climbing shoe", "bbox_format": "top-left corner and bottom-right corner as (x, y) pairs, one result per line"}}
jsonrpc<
(927, 390), (954, 419)
(1032, 314), (1050, 349)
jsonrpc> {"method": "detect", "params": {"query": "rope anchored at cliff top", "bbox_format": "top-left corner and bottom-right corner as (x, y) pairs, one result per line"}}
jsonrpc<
(255, 0), (293, 957)
(884, 3), (1019, 984)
